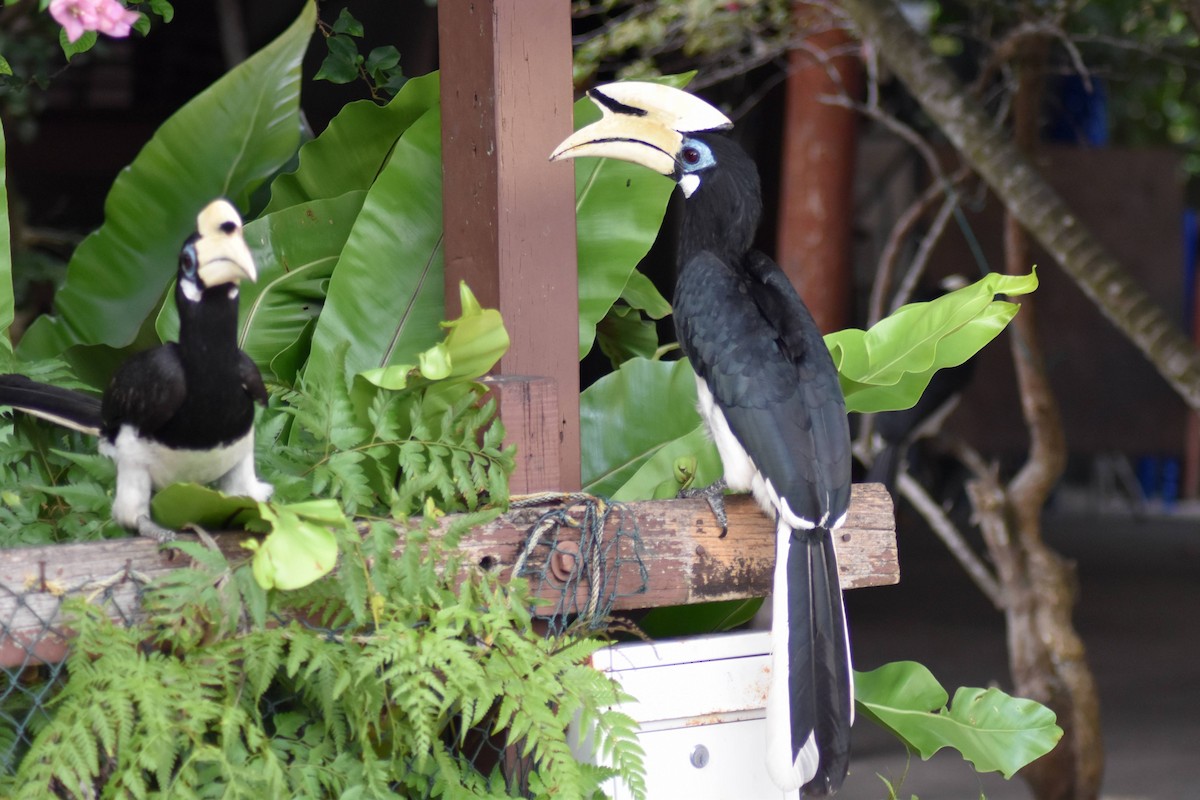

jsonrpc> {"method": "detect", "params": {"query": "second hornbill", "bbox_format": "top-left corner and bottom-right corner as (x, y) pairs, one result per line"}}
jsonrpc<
(552, 83), (853, 794)
(0, 200), (273, 540)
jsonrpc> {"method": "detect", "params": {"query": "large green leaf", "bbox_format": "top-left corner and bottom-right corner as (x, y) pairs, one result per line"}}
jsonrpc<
(304, 102), (446, 384)
(581, 357), (718, 496)
(595, 304), (660, 368)
(150, 483), (259, 531)
(572, 75), (693, 361)
(826, 270), (1038, 413)
(151, 484), (339, 591)
(0, 117), (11, 362)
(573, 150), (673, 361)
(354, 282), (510, 393)
(237, 193), (367, 381)
(156, 192), (367, 384)
(264, 72), (440, 213)
(594, 270), (674, 368)
(855, 661), (1063, 779)
(246, 501), (340, 591)
(609, 424), (722, 501)
(17, 1), (316, 361)
(620, 268), (672, 320)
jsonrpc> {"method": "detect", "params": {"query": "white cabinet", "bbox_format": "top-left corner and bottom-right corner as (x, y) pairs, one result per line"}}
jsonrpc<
(575, 630), (799, 800)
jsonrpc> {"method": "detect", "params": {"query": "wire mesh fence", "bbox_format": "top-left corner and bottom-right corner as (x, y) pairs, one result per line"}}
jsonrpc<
(0, 494), (651, 795)
(0, 565), (148, 775)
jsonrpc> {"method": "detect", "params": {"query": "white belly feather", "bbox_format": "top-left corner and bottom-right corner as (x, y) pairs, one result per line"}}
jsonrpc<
(100, 426), (254, 489)
(99, 426), (271, 529)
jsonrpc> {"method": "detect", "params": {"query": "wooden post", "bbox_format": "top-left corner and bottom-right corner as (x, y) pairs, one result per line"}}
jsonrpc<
(438, 0), (581, 492)
(0, 486), (897, 668)
(775, 4), (861, 333)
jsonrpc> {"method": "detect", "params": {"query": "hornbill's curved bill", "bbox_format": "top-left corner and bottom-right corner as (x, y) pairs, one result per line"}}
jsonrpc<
(552, 83), (854, 794)
(0, 200), (273, 541)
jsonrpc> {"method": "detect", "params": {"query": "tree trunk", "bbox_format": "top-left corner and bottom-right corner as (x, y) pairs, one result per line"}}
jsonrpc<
(837, 1), (1111, 796)
(839, 0), (1200, 412)
(990, 39), (1103, 800)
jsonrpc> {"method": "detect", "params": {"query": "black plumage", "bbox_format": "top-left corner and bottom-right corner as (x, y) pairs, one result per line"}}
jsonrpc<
(0, 200), (271, 540)
(0, 374), (102, 434)
(102, 240), (267, 450)
(552, 83), (854, 794)
(670, 132), (852, 795)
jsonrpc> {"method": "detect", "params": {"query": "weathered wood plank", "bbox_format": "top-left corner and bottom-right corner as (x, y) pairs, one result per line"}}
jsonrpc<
(0, 486), (895, 667)
(454, 485), (897, 612)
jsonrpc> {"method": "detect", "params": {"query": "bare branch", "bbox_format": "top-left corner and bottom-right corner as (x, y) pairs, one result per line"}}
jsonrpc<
(868, 166), (971, 325)
(896, 471), (1004, 608)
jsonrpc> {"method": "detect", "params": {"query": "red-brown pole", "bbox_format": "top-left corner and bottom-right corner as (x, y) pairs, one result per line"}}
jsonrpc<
(438, 0), (581, 492)
(775, 5), (862, 333)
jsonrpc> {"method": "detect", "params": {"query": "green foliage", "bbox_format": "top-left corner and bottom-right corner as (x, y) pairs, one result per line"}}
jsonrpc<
(570, 74), (689, 361)
(304, 95), (447, 383)
(0, 5), (644, 794)
(0, 361), (124, 546)
(828, 269), (1038, 413)
(855, 661), (1063, 779)
(3, 525), (646, 798)
(580, 273), (1036, 501)
(315, 7), (406, 98)
(0, 7), (512, 562)
(571, 0), (792, 85)
(18, 0), (315, 366)
(0, 117), (11, 362)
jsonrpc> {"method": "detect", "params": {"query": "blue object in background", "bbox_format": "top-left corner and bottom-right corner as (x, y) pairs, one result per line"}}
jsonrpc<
(1137, 455), (1183, 508)
(1046, 74), (1109, 146)
(1137, 455), (1158, 500)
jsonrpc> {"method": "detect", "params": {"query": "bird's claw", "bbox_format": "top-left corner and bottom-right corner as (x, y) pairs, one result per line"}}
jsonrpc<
(135, 516), (179, 544)
(678, 478), (729, 537)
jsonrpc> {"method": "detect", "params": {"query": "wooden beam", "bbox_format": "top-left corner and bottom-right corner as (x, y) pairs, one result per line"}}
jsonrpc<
(482, 375), (561, 494)
(438, 0), (581, 491)
(0, 486), (896, 668)
(454, 485), (897, 612)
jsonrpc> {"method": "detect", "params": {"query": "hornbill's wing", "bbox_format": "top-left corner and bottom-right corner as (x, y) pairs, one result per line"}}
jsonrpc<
(101, 344), (187, 438)
(679, 250), (851, 527)
(0, 374), (103, 436)
(675, 249), (853, 793)
(238, 352), (269, 407)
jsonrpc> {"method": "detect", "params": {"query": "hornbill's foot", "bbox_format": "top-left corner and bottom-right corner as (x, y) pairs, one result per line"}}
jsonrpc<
(678, 478), (729, 537)
(135, 516), (178, 544)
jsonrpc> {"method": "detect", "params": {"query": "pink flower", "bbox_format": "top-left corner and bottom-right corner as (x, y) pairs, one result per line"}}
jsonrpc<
(93, 0), (140, 38)
(49, 0), (139, 43)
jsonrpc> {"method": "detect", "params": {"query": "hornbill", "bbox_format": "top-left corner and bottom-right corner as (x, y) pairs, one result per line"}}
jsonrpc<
(0, 200), (273, 540)
(552, 83), (853, 794)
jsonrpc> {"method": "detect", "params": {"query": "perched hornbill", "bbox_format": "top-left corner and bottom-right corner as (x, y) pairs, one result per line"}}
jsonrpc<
(0, 200), (272, 540)
(552, 83), (853, 794)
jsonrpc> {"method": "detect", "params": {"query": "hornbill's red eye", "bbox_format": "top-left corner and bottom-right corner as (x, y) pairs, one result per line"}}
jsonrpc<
(681, 146), (702, 166)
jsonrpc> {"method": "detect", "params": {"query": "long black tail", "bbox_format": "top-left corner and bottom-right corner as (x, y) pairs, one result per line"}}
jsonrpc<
(0, 374), (102, 436)
(767, 521), (853, 794)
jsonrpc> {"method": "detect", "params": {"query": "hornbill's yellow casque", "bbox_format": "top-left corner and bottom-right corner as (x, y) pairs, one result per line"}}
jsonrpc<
(552, 83), (854, 794)
(0, 200), (273, 541)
